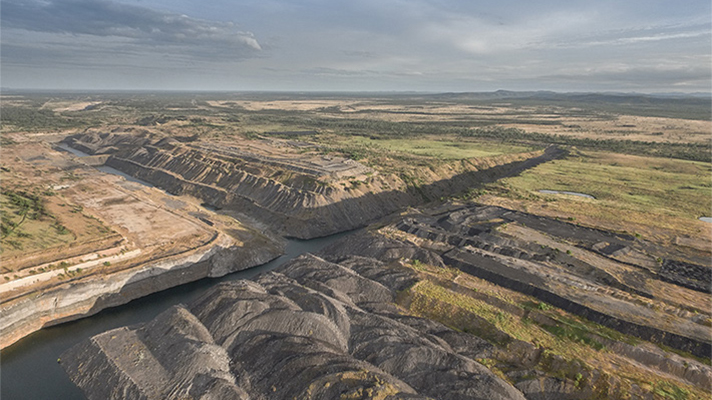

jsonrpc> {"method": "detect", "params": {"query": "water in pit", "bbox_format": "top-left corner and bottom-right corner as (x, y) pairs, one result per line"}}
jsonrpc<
(699, 217), (712, 223)
(5, 143), (358, 399)
(0, 230), (356, 400)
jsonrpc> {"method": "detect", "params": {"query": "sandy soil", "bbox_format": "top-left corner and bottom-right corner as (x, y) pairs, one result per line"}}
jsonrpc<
(49, 101), (103, 113)
(0, 141), (222, 296)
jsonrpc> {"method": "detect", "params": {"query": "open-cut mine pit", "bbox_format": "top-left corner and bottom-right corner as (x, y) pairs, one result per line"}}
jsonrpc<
(2, 92), (710, 400)
(62, 129), (565, 239)
(62, 219), (712, 399)
(0, 140), (283, 349)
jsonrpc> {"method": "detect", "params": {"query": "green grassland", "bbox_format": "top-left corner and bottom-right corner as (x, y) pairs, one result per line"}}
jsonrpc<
(344, 136), (537, 159)
(0, 190), (75, 253)
(481, 150), (711, 239)
(0, 189), (114, 262)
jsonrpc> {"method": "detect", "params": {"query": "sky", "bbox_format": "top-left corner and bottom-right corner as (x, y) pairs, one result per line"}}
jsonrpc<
(1, 0), (710, 92)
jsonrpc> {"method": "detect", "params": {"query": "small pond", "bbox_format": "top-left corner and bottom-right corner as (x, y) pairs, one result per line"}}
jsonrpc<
(699, 217), (712, 223)
(539, 190), (595, 199)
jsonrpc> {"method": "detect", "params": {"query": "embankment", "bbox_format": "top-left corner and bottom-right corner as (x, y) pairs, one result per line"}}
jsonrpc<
(0, 233), (282, 349)
(443, 251), (711, 358)
(64, 132), (564, 238)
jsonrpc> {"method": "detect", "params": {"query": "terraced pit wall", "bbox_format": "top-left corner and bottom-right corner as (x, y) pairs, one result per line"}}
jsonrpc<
(65, 133), (564, 239)
(0, 234), (282, 349)
(443, 251), (711, 358)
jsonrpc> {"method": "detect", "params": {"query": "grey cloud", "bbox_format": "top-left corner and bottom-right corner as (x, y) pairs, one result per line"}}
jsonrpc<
(306, 67), (374, 77)
(343, 50), (378, 59)
(543, 22), (711, 49)
(2, 0), (710, 92)
(302, 67), (426, 80)
(2, 0), (261, 52)
(1, 41), (207, 71)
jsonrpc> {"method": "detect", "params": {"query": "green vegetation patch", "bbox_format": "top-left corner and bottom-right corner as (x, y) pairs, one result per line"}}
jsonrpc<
(653, 381), (691, 400)
(0, 106), (88, 132)
(485, 150), (711, 236)
(0, 188), (115, 259)
(0, 190), (73, 252)
(541, 324), (605, 351)
(345, 136), (536, 159)
(460, 126), (710, 162)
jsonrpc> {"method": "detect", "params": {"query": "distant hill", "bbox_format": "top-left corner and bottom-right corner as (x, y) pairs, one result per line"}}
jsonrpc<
(428, 90), (711, 102)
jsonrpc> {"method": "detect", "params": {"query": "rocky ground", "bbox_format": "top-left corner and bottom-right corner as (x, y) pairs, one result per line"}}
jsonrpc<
(62, 244), (524, 400)
(63, 219), (712, 399)
(387, 203), (711, 357)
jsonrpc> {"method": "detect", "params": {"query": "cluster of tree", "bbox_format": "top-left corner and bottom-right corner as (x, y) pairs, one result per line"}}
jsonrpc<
(1, 190), (48, 238)
(459, 126), (711, 162)
(1, 107), (86, 131)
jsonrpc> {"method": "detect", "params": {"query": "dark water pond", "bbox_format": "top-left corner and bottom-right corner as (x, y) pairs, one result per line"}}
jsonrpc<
(0, 231), (353, 400)
(539, 189), (595, 199)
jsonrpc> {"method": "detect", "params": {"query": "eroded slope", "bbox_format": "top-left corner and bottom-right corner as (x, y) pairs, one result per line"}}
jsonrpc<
(63, 224), (711, 399)
(63, 252), (524, 400)
(63, 130), (563, 238)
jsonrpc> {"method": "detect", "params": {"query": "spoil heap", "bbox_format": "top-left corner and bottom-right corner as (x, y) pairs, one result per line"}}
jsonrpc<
(63, 227), (712, 399)
(63, 252), (524, 400)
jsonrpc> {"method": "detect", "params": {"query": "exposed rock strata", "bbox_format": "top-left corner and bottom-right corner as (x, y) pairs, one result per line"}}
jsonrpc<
(320, 232), (712, 397)
(1, 234), (281, 349)
(63, 229), (711, 399)
(63, 131), (563, 238)
(63, 253), (525, 400)
(384, 204), (712, 359)
(659, 259), (711, 293)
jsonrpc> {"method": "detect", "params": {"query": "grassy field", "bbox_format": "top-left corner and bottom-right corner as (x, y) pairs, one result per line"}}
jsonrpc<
(479, 150), (712, 241)
(0, 190), (74, 254)
(0, 188), (115, 266)
(344, 136), (536, 159)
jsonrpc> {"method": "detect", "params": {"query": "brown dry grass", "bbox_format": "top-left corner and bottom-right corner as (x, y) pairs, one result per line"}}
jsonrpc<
(209, 98), (710, 145)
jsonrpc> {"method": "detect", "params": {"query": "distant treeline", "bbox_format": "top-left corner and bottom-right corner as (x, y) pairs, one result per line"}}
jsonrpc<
(305, 117), (710, 162)
(459, 126), (711, 163)
(1, 106), (88, 131)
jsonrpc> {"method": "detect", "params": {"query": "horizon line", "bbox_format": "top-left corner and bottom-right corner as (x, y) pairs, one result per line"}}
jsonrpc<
(2, 88), (710, 97)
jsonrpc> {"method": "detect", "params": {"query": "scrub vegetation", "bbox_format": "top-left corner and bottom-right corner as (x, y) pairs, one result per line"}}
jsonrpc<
(3, 91), (708, 242)
(480, 150), (711, 241)
(398, 258), (708, 400)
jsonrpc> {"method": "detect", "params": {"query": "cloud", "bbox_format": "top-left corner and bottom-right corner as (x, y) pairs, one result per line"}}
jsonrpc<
(543, 22), (711, 49)
(2, 0), (261, 53)
(1, 0), (710, 92)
